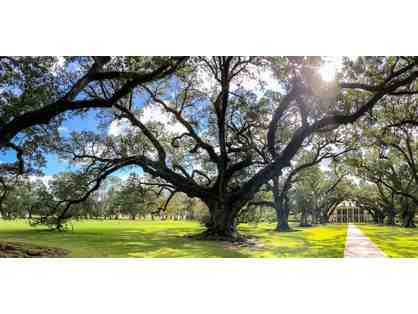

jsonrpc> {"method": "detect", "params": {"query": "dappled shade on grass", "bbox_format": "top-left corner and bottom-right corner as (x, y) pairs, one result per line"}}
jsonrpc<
(358, 225), (418, 258)
(0, 220), (347, 258)
(239, 224), (348, 257)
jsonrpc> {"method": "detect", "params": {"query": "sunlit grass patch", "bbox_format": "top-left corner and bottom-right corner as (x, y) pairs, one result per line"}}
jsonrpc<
(0, 219), (347, 258)
(358, 225), (418, 258)
(239, 223), (348, 257)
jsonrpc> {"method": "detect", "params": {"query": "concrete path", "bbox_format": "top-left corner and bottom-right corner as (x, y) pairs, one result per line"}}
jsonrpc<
(344, 224), (386, 258)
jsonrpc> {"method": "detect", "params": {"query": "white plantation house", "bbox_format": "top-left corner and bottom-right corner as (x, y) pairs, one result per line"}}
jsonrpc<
(329, 201), (373, 224)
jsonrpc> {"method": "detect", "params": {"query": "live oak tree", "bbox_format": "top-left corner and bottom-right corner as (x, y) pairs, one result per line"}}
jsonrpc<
(160, 193), (208, 221)
(249, 132), (349, 231)
(346, 140), (417, 227)
(351, 183), (387, 224)
(290, 163), (349, 226)
(0, 176), (50, 219)
(343, 94), (418, 227)
(110, 174), (161, 220)
(0, 176), (13, 216)
(348, 154), (417, 227)
(314, 171), (351, 224)
(0, 177), (29, 219)
(374, 102), (418, 227)
(1, 56), (418, 239)
(97, 176), (124, 219)
(27, 172), (93, 229)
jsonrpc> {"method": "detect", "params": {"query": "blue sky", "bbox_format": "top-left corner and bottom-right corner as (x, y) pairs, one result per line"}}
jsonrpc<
(1, 110), (100, 175)
(0, 107), (145, 179)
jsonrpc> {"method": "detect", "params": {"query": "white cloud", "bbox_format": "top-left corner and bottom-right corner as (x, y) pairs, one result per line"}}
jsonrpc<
(57, 56), (65, 67)
(108, 105), (187, 137)
(108, 118), (132, 137)
(141, 105), (187, 134)
(231, 63), (282, 95)
(319, 159), (331, 171)
(29, 175), (53, 187)
(51, 56), (66, 76)
(196, 60), (282, 99)
(347, 174), (361, 185)
(111, 173), (131, 183)
(58, 126), (69, 134)
(195, 66), (218, 94)
(318, 56), (344, 82)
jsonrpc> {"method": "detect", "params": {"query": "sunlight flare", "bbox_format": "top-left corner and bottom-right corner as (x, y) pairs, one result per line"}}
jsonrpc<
(318, 57), (342, 82)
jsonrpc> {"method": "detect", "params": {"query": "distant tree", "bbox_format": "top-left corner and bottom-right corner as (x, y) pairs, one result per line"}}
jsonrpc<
(111, 174), (159, 220)
(290, 164), (348, 226)
(342, 94), (418, 228)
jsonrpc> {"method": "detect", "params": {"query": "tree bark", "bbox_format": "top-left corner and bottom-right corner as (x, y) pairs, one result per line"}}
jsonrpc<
(401, 210), (416, 228)
(272, 177), (291, 232)
(276, 206), (291, 231)
(372, 210), (385, 224)
(197, 199), (241, 241)
(385, 211), (396, 226)
(320, 212), (330, 224)
(299, 209), (312, 227)
(370, 211), (378, 224)
(378, 214), (385, 224)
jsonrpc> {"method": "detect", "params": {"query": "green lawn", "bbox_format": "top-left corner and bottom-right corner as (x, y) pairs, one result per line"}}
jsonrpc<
(358, 224), (418, 258)
(0, 219), (348, 258)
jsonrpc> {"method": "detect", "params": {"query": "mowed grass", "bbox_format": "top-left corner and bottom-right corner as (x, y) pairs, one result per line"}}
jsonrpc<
(240, 223), (348, 257)
(358, 224), (418, 258)
(0, 219), (348, 258)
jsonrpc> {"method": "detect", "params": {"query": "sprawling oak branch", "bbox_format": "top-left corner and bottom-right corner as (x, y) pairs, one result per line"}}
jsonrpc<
(235, 66), (418, 210)
(0, 57), (188, 149)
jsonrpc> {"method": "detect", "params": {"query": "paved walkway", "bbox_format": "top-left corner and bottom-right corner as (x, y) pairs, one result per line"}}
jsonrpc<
(344, 224), (386, 258)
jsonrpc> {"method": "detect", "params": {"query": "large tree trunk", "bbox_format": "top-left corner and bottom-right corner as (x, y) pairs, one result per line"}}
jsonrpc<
(378, 215), (385, 224)
(299, 209), (311, 227)
(370, 212), (378, 224)
(272, 177), (291, 232)
(401, 210), (416, 228)
(320, 211), (330, 224)
(373, 210), (385, 224)
(25, 206), (33, 219)
(312, 210), (319, 225)
(276, 206), (291, 231)
(197, 199), (240, 241)
(385, 210), (396, 226)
